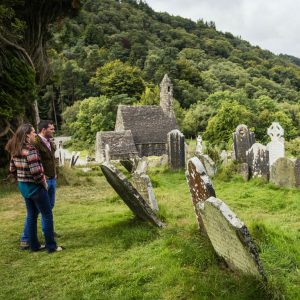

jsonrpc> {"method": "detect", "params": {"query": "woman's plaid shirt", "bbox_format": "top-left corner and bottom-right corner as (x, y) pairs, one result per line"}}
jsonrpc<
(10, 144), (46, 185)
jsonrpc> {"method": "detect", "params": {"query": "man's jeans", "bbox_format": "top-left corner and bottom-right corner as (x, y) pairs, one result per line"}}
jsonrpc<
(22, 187), (56, 251)
(21, 178), (56, 242)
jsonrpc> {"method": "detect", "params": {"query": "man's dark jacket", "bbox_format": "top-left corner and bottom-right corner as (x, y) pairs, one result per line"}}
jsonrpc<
(34, 135), (57, 178)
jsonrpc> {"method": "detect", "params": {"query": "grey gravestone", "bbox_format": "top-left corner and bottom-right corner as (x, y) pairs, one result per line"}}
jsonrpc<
(167, 129), (185, 170)
(100, 162), (164, 227)
(220, 150), (228, 166)
(196, 154), (216, 177)
(233, 124), (255, 163)
(186, 157), (216, 233)
(246, 143), (269, 180)
(267, 122), (285, 167)
(270, 157), (296, 188)
(132, 173), (159, 212)
(238, 163), (250, 181)
(197, 197), (265, 278)
(295, 158), (300, 188)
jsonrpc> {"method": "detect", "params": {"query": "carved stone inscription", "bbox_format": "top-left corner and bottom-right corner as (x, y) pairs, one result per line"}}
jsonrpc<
(100, 162), (164, 227)
(186, 157), (216, 232)
(197, 197), (265, 278)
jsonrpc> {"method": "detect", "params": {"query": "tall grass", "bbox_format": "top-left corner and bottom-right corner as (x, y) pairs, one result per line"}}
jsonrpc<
(0, 166), (299, 299)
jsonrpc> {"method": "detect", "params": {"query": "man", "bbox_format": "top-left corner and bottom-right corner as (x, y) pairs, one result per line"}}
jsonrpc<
(20, 120), (59, 249)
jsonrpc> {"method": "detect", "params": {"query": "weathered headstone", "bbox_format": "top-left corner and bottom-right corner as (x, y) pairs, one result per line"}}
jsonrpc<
(196, 154), (216, 177)
(267, 122), (285, 167)
(238, 163), (250, 181)
(246, 143), (269, 180)
(195, 135), (203, 155)
(100, 162), (164, 227)
(186, 157), (216, 233)
(196, 197), (265, 278)
(295, 158), (300, 188)
(270, 157), (296, 188)
(167, 129), (185, 170)
(220, 150), (228, 166)
(233, 124), (255, 163)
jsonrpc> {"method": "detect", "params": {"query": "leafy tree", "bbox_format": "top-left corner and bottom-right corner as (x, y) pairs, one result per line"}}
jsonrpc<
(204, 101), (253, 146)
(71, 94), (135, 148)
(139, 85), (160, 105)
(90, 59), (144, 98)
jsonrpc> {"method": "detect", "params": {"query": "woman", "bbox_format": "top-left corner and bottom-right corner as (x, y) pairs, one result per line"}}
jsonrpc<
(5, 124), (62, 253)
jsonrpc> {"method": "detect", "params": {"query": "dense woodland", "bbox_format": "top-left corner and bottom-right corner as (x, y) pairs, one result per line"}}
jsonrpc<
(1, 0), (300, 158)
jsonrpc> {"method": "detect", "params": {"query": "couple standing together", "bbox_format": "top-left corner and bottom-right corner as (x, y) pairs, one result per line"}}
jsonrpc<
(5, 121), (63, 253)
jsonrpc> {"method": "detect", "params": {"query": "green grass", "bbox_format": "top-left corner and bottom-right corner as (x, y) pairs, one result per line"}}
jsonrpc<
(0, 166), (299, 299)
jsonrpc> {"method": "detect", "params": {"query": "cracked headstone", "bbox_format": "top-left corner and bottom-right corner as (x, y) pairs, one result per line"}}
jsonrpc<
(233, 124), (255, 163)
(197, 196), (265, 279)
(246, 143), (269, 180)
(100, 162), (164, 227)
(267, 122), (285, 167)
(186, 157), (216, 233)
(270, 157), (296, 188)
(167, 129), (185, 170)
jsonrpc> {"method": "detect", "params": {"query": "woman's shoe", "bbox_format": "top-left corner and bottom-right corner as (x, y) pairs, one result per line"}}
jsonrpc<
(20, 241), (30, 250)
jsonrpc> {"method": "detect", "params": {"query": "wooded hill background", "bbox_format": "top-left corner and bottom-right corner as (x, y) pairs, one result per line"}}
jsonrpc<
(1, 0), (300, 160)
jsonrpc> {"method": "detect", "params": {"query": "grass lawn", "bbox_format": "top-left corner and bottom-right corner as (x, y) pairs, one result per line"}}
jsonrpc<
(0, 166), (299, 300)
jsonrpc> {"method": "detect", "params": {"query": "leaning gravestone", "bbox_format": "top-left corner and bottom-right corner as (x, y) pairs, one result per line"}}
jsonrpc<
(270, 157), (296, 188)
(167, 129), (185, 170)
(186, 157), (216, 233)
(267, 122), (285, 167)
(246, 143), (269, 180)
(295, 158), (300, 188)
(100, 162), (164, 227)
(233, 124), (255, 163)
(196, 197), (265, 278)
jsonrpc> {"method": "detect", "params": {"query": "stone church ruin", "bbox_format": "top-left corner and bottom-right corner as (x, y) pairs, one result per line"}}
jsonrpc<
(95, 74), (178, 162)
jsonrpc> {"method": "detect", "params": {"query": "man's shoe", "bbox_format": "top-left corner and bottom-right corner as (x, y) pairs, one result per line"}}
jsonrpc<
(31, 244), (46, 252)
(48, 246), (64, 253)
(20, 241), (30, 250)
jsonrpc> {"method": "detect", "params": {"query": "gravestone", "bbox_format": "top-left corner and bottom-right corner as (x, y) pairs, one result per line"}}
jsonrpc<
(295, 158), (300, 188)
(238, 163), (250, 181)
(195, 135), (203, 155)
(270, 157), (296, 188)
(233, 124), (255, 163)
(186, 157), (216, 233)
(100, 162), (164, 227)
(132, 157), (158, 211)
(267, 122), (285, 167)
(246, 143), (269, 180)
(220, 150), (228, 166)
(167, 129), (185, 170)
(197, 197), (265, 278)
(196, 154), (216, 177)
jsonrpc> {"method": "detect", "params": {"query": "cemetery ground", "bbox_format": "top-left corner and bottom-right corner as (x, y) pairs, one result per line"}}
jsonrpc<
(1, 166), (300, 300)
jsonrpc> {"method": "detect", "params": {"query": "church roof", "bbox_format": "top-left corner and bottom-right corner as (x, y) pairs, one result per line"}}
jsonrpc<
(115, 105), (178, 144)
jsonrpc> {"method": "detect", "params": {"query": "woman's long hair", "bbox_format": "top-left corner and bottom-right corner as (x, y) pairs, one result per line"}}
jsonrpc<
(5, 124), (34, 157)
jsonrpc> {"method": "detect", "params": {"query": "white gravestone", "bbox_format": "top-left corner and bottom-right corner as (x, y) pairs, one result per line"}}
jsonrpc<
(197, 197), (265, 278)
(267, 122), (285, 167)
(195, 135), (203, 155)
